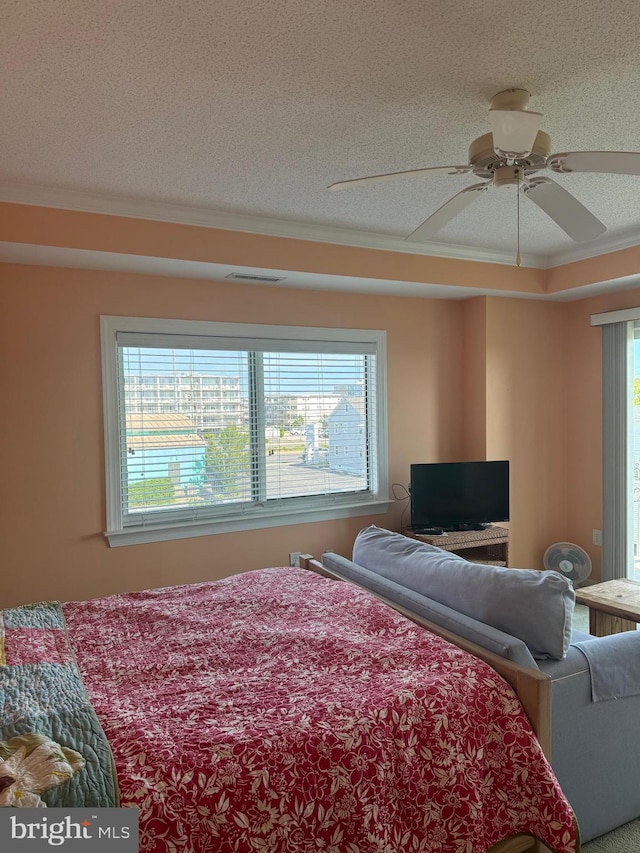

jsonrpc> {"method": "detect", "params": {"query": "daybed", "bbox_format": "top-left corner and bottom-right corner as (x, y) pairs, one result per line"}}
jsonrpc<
(314, 525), (640, 843)
(0, 564), (578, 853)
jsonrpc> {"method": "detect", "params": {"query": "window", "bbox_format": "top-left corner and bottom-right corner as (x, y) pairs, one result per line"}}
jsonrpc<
(101, 316), (389, 546)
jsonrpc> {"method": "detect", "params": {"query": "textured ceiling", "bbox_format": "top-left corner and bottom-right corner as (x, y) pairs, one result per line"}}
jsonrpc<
(2, 0), (640, 267)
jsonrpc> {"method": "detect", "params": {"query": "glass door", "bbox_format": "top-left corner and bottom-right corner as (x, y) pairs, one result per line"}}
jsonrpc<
(631, 325), (640, 580)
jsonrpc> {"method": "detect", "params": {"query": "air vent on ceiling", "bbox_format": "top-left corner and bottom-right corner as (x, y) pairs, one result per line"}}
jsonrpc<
(226, 272), (286, 283)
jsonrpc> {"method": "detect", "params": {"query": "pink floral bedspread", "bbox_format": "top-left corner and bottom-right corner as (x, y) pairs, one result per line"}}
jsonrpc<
(63, 567), (578, 853)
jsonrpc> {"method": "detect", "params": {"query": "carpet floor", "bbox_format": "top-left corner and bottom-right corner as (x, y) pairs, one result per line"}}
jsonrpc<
(581, 818), (640, 851)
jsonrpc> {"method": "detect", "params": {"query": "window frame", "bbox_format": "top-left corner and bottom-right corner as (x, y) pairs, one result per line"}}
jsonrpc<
(101, 316), (390, 547)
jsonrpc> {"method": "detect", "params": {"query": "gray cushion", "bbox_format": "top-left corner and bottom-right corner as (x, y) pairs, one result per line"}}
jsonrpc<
(352, 525), (575, 660)
(322, 552), (537, 667)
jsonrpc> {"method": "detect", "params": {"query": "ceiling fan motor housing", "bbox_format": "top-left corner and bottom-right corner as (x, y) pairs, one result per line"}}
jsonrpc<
(489, 88), (531, 111)
(469, 130), (551, 179)
(493, 165), (524, 189)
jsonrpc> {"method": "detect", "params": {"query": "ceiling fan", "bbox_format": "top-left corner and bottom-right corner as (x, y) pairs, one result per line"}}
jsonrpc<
(329, 89), (640, 244)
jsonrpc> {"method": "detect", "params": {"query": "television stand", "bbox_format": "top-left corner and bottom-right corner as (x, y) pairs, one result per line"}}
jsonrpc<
(407, 526), (509, 567)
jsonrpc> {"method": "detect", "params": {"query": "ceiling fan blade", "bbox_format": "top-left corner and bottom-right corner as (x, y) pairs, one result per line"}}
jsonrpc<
(406, 182), (490, 242)
(523, 177), (606, 242)
(547, 151), (640, 175)
(489, 109), (543, 158)
(328, 164), (471, 191)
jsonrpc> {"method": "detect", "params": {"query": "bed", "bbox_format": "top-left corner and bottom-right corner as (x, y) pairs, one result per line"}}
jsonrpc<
(1, 565), (579, 853)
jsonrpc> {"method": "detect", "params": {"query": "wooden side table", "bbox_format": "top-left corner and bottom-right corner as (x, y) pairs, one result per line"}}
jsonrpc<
(574, 578), (640, 636)
(406, 526), (509, 566)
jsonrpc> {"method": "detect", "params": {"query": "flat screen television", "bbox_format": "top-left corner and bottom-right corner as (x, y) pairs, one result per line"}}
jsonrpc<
(410, 460), (509, 533)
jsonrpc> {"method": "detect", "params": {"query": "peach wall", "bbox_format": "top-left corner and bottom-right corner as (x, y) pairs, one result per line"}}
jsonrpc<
(7, 202), (640, 299)
(483, 298), (570, 568)
(0, 202), (546, 295)
(0, 262), (466, 607)
(461, 298), (488, 460)
(545, 245), (640, 295)
(457, 295), (574, 569)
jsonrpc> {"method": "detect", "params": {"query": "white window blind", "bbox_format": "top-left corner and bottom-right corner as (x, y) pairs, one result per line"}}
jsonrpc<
(600, 321), (633, 581)
(591, 309), (636, 580)
(101, 317), (389, 546)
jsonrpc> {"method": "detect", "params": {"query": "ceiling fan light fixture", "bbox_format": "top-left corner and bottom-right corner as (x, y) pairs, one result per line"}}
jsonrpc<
(489, 108), (543, 159)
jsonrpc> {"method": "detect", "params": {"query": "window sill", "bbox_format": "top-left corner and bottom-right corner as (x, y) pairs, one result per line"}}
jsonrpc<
(105, 498), (392, 547)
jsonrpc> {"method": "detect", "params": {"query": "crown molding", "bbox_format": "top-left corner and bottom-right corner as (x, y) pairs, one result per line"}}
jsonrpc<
(545, 226), (640, 267)
(0, 181), (545, 269)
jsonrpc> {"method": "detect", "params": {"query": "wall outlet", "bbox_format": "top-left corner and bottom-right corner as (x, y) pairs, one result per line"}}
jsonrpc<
(593, 529), (602, 547)
(289, 551), (301, 567)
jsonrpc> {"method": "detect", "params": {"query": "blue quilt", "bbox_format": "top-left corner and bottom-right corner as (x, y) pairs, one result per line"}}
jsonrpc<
(0, 601), (119, 807)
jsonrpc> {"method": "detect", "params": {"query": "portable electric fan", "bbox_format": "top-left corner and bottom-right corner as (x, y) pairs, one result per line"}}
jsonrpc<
(543, 542), (592, 585)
